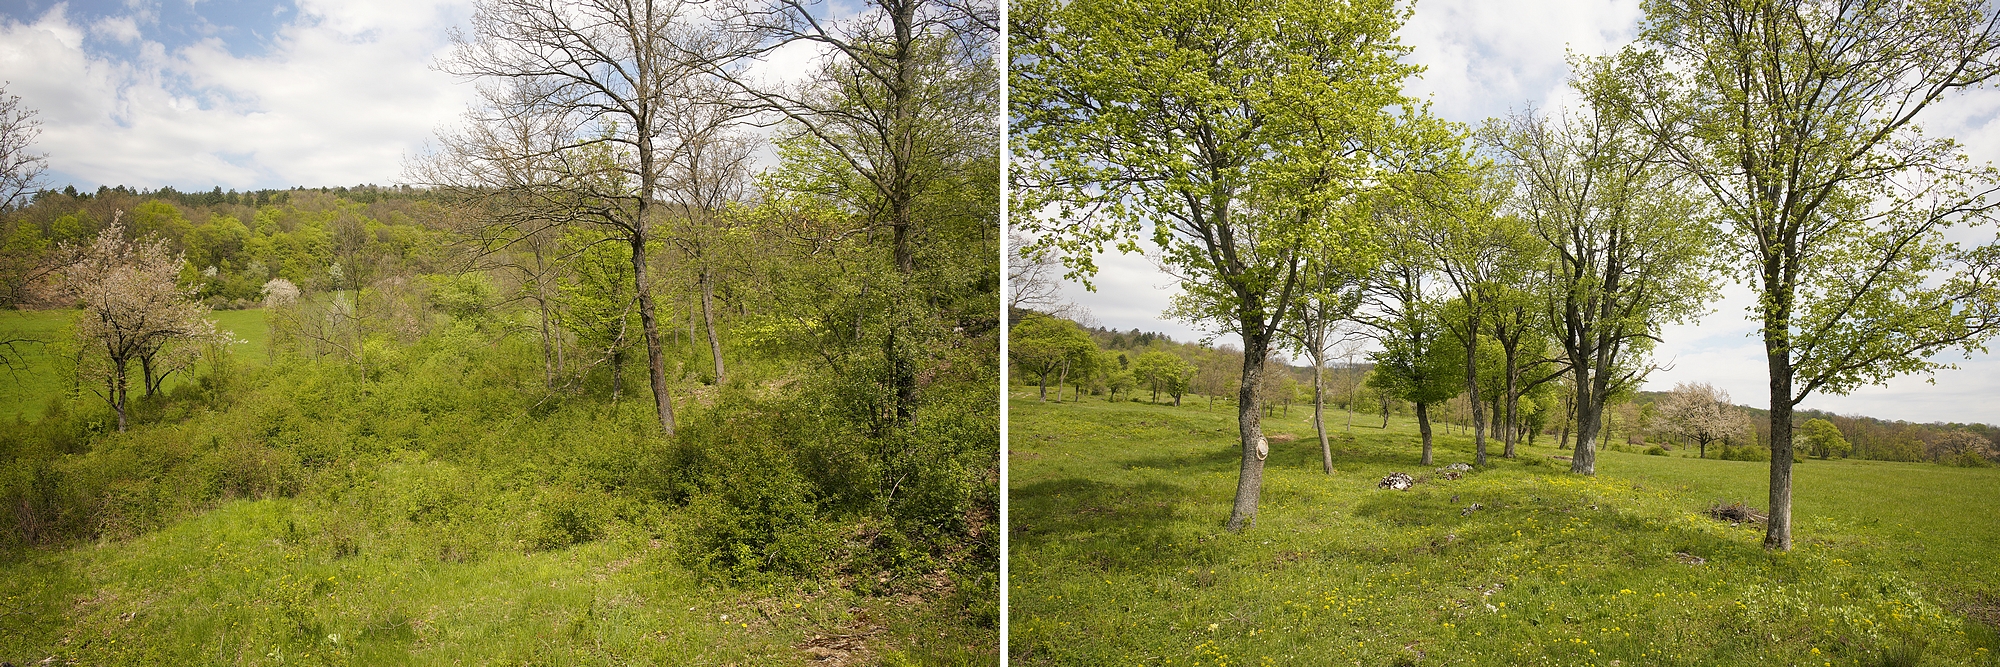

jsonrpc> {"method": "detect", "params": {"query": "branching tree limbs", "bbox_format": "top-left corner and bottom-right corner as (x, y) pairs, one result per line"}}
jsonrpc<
(428, 0), (755, 433)
(1353, 196), (1458, 466)
(1485, 69), (1716, 475)
(720, 0), (998, 427)
(0, 83), (46, 211)
(1617, 0), (2000, 549)
(1282, 248), (1365, 474)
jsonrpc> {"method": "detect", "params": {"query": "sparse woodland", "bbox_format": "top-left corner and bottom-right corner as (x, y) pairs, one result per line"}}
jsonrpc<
(1012, 0), (2000, 552)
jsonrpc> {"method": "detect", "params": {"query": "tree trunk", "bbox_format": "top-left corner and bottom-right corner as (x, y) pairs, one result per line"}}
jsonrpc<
(113, 356), (129, 432)
(1038, 372), (1048, 401)
(1225, 329), (1271, 533)
(140, 352), (156, 398)
(1502, 348), (1519, 458)
(1314, 360), (1330, 474)
(630, 228), (677, 435)
(1570, 366), (1600, 475)
(1765, 312), (1796, 551)
(700, 267), (725, 383)
(1416, 401), (1433, 465)
(1057, 361), (1068, 403)
(1559, 392), (1574, 452)
(1465, 315), (1486, 465)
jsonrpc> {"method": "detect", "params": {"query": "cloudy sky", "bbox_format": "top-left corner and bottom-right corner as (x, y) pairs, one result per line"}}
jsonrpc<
(0, 0), (483, 190)
(0, 0), (849, 192)
(1038, 0), (2000, 425)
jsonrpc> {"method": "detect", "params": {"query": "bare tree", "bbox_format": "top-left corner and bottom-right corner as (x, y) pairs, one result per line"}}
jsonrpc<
(723, 0), (997, 425)
(1007, 230), (1067, 323)
(0, 82), (46, 210)
(426, 0), (753, 433)
(54, 221), (231, 431)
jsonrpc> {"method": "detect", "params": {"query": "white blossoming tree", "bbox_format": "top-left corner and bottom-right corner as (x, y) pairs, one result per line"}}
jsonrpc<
(54, 220), (233, 430)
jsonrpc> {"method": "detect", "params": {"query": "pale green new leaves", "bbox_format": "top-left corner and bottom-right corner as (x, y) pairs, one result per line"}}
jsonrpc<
(1011, 0), (1447, 334)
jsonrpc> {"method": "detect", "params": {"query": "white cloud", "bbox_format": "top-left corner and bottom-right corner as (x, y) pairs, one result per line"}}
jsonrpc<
(90, 15), (141, 44)
(1399, 0), (1642, 123)
(0, 0), (479, 190)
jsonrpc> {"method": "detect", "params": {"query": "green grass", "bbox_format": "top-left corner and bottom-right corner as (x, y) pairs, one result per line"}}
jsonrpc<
(0, 489), (983, 666)
(1008, 389), (2000, 666)
(0, 308), (269, 421)
(0, 328), (997, 666)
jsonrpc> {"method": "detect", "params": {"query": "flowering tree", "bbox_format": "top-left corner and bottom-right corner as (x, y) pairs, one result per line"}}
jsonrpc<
(54, 221), (231, 430)
(1656, 382), (1736, 459)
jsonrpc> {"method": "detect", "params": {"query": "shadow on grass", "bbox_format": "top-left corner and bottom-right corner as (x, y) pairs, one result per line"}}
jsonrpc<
(1010, 474), (1225, 573)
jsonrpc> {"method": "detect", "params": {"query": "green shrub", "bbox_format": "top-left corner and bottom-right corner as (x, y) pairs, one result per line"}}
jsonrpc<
(1645, 446), (1667, 456)
(1721, 445), (1772, 462)
(1945, 451), (1994, 468)
(528, 488), (610, 551)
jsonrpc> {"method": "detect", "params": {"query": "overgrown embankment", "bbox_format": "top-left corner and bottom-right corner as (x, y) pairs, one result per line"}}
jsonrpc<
(1, 319), (998, 666)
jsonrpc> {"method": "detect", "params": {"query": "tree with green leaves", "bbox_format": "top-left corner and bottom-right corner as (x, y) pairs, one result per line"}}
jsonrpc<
(1010, 314), (1095, 401)
(1613, 0), (2000, 549)
(1484, 79), (1717, 475)
(1283, 247), (1365, 473)
(1799, 418), (1851, 460)
(1356, 206), (1461, 465)
(1013, 0), (1448, 531)
(1130, 349), (1195, 406)
(1403, 166), (1521, 467)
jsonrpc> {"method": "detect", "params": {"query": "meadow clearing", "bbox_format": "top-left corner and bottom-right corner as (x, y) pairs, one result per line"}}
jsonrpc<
(1008, 389), (2000, 666)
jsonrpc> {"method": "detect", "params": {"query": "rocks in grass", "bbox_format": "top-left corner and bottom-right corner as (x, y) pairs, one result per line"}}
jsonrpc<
(1705, 501), (1768, 524)
(1435, 470), (1463, 481)
(1442, 463), (1473, 471)
(1378, 472), (1415, 490)
(1460, 503), (1484, 516)
(1673, 551), (1708, 565)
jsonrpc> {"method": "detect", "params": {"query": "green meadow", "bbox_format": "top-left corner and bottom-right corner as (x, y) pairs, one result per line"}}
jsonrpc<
(1008, 390), (2000, 666)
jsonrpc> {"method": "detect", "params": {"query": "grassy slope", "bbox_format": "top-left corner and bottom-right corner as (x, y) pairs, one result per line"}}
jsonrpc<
(0, 316), (993, 666)
(0, 309), (269, 421)
(1009, 389), (2000, 667)
(1, 494), (975, 666)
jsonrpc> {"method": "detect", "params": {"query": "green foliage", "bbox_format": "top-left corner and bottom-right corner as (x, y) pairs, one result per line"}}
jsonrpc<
(1010, 314), (1095, 398)
(1800, 418), (1852, 460)
(1721, 444), (1772, 463)
(1130, 350), (1196, 405)
(425, 272), (496, 324)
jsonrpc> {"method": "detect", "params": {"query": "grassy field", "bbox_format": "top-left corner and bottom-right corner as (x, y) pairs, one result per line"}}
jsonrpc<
(1, 308), (269, 421)
(1008, 389), (2000, 666)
